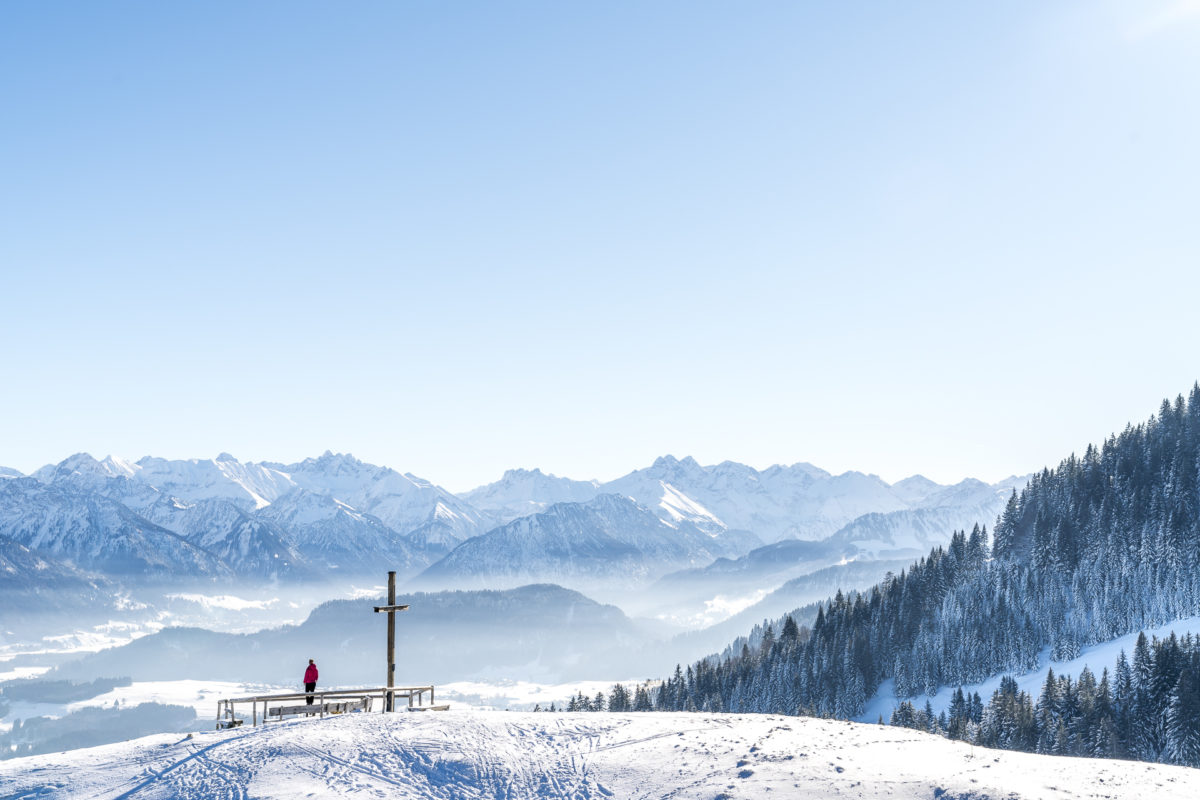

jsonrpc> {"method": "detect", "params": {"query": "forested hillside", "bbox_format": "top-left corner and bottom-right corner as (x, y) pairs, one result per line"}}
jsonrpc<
(638, 386), (1200, 765)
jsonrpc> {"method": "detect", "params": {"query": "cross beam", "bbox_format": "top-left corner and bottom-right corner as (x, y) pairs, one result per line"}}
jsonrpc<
(372, 571), (409, 711)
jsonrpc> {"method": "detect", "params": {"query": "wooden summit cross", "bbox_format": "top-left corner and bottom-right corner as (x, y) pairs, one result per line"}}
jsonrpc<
(372, 570), (409, 712)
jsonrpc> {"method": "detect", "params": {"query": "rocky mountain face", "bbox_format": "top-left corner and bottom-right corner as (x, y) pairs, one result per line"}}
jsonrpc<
(0, 477), (230, 578)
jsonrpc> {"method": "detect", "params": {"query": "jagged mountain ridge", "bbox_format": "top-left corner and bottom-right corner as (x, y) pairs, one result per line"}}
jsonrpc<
(464, 455), (1009, 545)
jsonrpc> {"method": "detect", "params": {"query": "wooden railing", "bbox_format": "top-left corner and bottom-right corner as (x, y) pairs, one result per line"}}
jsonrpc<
(216, 685), (446, 728)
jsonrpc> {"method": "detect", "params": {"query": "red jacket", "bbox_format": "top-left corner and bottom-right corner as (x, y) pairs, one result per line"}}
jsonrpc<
(304, 664), (318, 683)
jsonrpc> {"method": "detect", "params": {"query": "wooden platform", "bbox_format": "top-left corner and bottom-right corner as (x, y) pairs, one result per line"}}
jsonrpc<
(217, 686), (445, 728)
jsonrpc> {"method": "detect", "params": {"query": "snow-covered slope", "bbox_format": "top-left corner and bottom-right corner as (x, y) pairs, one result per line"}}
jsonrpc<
(128, 453), (296, 509)
(460, 467), (602, 524)
(857, 616), (1200, 725)
(888, 474), (943, 505)
(417, 494), (754, 589)
(2, 710), (1194, 799)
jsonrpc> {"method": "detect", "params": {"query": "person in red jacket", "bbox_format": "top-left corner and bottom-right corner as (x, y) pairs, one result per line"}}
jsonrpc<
(303, 659), (318, 706)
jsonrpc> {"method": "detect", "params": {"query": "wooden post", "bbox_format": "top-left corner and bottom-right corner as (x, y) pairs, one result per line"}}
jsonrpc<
(372, 570), (409, 713)
(387, 571), (395, 711)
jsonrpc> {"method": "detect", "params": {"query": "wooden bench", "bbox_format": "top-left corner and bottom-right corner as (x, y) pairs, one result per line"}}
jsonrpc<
(268, 697), (372, 719)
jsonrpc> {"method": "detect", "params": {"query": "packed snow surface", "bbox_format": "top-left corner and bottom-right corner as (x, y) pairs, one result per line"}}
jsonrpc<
(3, 710), (1197, 799)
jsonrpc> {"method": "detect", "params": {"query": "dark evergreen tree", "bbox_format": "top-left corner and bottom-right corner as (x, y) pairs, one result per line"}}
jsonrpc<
(1167, 662), (1200, 767)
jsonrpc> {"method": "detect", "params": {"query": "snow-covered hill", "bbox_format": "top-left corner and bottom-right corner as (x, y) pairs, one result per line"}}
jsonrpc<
(2, 710), (1194, 799)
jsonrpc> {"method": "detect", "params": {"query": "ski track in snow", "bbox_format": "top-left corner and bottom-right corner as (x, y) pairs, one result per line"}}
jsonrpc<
(2, 711), (1198, 800)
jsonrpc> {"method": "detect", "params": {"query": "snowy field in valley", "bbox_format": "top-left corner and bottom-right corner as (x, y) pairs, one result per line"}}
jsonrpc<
(857, 616), (1200, 723)
(0, 677), (624, 736)
(2, 710), (1197, 799)
(0, 680), (282, 734)
(440, 679), (638, 710)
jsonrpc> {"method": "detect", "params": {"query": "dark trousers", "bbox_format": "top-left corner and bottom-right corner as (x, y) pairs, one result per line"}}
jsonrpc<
(305, 682), (316, 705)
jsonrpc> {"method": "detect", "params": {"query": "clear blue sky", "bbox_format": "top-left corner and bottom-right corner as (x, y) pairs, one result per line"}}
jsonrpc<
(2, 1), (1198, 492)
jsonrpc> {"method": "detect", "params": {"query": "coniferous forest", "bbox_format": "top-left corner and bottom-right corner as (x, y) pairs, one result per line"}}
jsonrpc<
(570, 387), (1200, 768)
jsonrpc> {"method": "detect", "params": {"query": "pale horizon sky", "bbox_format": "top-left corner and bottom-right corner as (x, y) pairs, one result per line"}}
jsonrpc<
(2, 1), (1199, 494)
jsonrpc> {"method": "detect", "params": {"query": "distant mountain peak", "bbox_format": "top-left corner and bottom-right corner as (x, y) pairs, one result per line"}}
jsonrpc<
(35, 452), (138, 483)
(652, 454), (699, 469)
(290, 451), (372, 476)
(501, 467), (546, 480)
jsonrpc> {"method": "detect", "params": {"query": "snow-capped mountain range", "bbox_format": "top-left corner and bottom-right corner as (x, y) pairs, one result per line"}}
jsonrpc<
(0, 451), (1021, 591)
(464, 455), (1019, 545)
